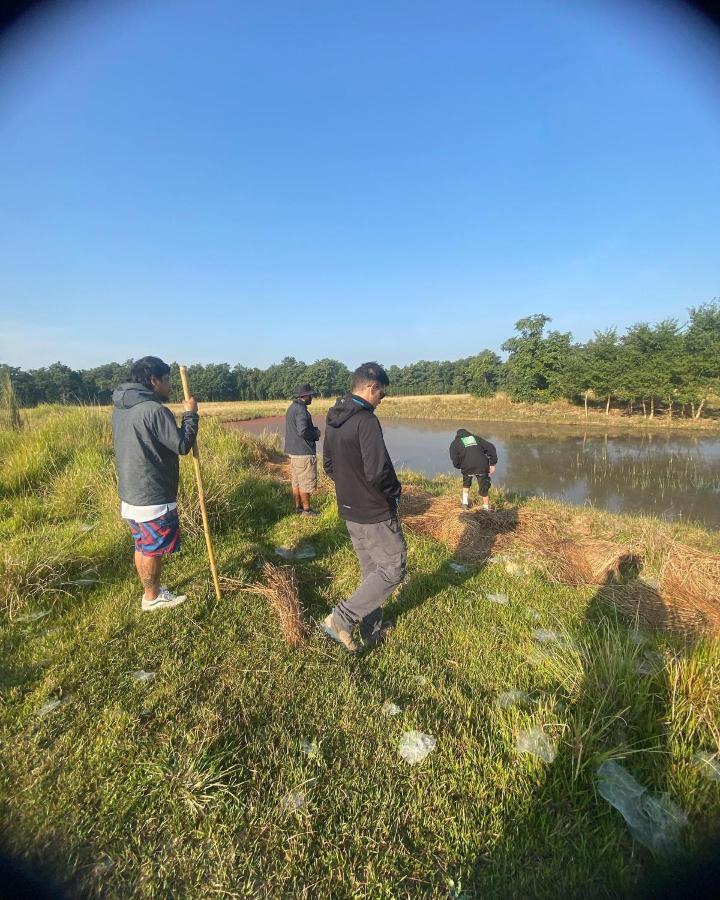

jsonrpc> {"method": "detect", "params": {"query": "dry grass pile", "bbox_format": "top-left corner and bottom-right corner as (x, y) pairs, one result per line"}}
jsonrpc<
(658, 544), (720, 633)
(237, 562), (309, 648)
(400, 488), (638, 586)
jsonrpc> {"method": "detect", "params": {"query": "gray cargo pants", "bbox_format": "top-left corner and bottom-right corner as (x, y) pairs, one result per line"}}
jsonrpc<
(332, 517), (407, 640)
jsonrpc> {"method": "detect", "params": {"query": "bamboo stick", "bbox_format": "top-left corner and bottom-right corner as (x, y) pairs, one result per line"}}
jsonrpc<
(179, 366), (222, 600)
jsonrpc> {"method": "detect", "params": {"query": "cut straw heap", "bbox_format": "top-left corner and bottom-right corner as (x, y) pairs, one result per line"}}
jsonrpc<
(401, 487), (720, 635)
(400, 488), (637, 586)
(239, 562), (309, 648)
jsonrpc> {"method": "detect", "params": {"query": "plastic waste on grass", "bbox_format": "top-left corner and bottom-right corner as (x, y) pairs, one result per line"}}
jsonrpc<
(131, 670), (157, 683)
(635, 650), (663, 676)
(38, 694), (72, 717)
(281, 789), (308, 812)
(382, 701), (402, 716)
(485, 592), (509, 605)
(275, 544), (316, 560)
(516, 726), (557, 763)
(693, 751), (720, 781)
(15, 610), (51, 623)
(398, 731), (437, 765)
(300, 739), (318, 757)
(449, 562), (469, 573)
(532, 628), (566, 644)
(596, 759), (688, 855)
(497, 689), (529, 708)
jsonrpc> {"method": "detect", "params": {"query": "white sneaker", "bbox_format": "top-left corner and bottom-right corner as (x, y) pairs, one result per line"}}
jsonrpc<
(141, 587), (188, 612)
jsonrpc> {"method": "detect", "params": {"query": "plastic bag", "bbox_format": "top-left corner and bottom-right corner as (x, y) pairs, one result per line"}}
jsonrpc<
(485, 592), (509, 605)
(497, 689), (529, 708)
(693, 751), (720, 781)
(635, 650), (663, 676)
(382, 701), (402, 716)
(300, 739), (318, 757)
(15, 610), (51, 623)
(516, 726), (557, 763)
(281, 789), (307, 812)
(275, 544), (316, 560)
(131, 670), (157, 683)
(293, 545), (316, 560)
(38, 695), (72, 717)
(532, 628), (565, 644)
(398, 731), (437, 765)
(596, 760), (687, 855)
(449, 562), (469, 573)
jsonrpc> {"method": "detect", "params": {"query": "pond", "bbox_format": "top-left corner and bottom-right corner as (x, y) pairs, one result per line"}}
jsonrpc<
(230, 415), (720, 529)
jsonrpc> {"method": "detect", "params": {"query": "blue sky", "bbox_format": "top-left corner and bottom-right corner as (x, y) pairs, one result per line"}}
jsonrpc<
(1, 0), (719, 370)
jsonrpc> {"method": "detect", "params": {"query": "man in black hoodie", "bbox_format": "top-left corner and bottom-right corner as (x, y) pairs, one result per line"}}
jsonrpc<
(284, 383), (321, 516)
(449, 428), (498, 511)
(112, 357), (199, 612)
(321, 362), (405, 653)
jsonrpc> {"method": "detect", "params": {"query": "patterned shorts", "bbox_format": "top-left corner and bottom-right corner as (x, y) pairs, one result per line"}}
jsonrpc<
(128, 509), (180, 557)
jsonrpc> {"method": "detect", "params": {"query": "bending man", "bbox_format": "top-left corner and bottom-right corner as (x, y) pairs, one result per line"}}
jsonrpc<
(112, 356), (199, 611)
(321, 362), (405, 652)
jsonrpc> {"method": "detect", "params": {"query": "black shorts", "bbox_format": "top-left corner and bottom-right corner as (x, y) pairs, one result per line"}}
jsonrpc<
(462, 473), (491, 495)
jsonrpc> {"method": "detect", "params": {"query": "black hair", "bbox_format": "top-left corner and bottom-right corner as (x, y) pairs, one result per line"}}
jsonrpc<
(352, 361), (390, 391)
(129, 356), (170, 387)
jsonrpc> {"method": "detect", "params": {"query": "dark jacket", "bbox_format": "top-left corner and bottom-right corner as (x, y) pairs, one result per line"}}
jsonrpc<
(284, 399), (320, 456)
(323, 394), (401, 524)
(111, 382), (199, 505)
(449, 429), (498, 475)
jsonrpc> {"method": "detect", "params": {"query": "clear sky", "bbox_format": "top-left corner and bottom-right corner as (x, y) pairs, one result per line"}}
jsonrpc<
(1, 0), (719, 370)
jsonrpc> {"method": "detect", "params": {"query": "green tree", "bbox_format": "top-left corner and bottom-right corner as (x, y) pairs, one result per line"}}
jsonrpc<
(682, 300), (720, 418)
(304, 358), (351, 397)
(501, 314), (572, 402)
(467, 351), (502, 397)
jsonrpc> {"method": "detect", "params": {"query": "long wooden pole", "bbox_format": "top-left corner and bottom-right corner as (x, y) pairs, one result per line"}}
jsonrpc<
(179, 366), (222, 601)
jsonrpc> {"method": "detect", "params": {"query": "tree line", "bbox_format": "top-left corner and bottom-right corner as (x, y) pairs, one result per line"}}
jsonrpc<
(2, 301), (718, 418)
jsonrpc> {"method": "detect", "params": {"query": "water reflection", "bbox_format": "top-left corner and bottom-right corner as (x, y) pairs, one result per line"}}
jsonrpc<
(230, 416), (720, 529)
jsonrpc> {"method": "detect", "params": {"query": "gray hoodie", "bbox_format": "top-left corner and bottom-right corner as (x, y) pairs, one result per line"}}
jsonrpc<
(111, 382), (199, 505)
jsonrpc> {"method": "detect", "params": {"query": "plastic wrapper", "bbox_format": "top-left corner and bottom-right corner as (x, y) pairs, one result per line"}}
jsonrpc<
(596, 760), (687, 855)
(131, 670), (157, 683)
(693, 751), (720, 781)
(516, 726), (557, 763)
(398, 731), (437, 765)
(497, 689), (529, 708)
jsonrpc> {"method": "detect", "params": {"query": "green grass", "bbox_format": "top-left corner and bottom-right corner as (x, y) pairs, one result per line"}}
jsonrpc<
(1, 409), (719, 897)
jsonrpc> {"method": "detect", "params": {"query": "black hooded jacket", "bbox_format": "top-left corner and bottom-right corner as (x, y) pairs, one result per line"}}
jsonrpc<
(284, 399), (320, 455)
(449, 429), (498, 475)
(323, 394), (401, 524)
(111, 382), (199, 505)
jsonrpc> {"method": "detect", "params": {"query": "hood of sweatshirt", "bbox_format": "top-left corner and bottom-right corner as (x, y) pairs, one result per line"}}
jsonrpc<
(326, 394), (373, 428)
(456, 428), (471, 437)
(112, 382), (159, 410)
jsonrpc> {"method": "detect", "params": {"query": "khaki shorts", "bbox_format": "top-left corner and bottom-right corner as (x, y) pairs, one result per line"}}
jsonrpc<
(289, 455), (317, 493)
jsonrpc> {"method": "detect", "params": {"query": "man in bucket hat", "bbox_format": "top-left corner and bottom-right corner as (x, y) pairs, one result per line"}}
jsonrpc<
(284, 383), (321, 516)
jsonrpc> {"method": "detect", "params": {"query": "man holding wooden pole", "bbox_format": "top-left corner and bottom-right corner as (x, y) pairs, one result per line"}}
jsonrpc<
(112, 357), (199, 611)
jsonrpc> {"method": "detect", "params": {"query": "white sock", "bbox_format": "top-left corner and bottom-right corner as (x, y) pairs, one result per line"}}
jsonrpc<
(462, 488), (469, 505)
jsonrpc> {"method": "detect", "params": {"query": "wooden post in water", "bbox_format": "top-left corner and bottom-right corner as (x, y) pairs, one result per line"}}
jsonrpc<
(179, 366), (222, 601)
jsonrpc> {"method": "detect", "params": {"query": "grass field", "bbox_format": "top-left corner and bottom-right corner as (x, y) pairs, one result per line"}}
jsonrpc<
(166, 393), (720, 431)
(1, 406), (719, 897)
